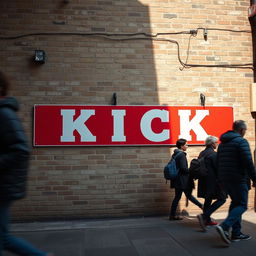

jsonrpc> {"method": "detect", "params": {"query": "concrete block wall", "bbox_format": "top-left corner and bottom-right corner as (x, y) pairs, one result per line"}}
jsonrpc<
(0, 0), (255, 221)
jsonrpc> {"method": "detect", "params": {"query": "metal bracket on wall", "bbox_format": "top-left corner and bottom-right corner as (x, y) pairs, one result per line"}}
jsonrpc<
(111, 93), (117, 105)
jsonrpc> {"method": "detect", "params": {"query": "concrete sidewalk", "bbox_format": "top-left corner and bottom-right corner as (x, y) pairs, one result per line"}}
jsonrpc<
(4, 211), (256, 256)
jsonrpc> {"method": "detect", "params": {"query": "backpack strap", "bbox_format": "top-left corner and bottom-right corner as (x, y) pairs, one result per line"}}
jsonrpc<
(172, 151), (183, 161)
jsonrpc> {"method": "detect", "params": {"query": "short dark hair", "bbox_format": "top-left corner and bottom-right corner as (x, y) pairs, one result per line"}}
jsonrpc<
(233, 120), (246, 132)
(176, 138), (187, 149)
(0, 71), (10, 96)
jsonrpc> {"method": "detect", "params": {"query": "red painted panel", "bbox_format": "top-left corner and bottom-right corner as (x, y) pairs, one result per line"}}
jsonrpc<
(33, 105), (233, 146)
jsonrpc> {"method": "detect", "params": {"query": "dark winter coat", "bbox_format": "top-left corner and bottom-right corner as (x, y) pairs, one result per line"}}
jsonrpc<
(0, 97), (30, 201)
(170, 149), (195, 190)
(197, 147), (226, 200)
(217, 130), (256, 186)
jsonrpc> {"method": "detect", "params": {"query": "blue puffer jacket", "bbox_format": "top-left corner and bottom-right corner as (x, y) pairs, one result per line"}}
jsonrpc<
(217, 130), (256, 185)
(0, 97), (30, 201)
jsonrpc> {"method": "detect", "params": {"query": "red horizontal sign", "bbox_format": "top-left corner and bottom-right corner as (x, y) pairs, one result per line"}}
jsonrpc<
(33, 105), (233, 146)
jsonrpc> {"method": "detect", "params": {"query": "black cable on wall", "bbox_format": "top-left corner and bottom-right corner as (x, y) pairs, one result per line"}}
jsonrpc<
(0, 27), (253, 70)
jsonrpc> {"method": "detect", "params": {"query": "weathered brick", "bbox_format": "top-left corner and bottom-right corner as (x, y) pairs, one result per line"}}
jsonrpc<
(0, 0), (254, 221)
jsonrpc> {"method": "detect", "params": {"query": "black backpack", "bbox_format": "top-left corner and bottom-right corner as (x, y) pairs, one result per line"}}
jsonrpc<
(189, 152), (212, 180)
(189, 157), (208, 179)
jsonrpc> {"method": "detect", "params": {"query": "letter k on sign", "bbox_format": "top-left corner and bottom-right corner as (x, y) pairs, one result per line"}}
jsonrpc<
(178, 110), (209, 141)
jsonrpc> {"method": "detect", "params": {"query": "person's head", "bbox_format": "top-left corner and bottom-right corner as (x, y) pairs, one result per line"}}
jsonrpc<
(205, 135), (218, 149)
(176, 138), (188, 151)
(233, 120), (247, 137)
(0, 71), (10, 97)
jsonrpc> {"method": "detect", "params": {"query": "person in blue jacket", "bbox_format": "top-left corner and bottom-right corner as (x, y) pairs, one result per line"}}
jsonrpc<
(216, 120), (256, 245)
(0, 71), (54, 256)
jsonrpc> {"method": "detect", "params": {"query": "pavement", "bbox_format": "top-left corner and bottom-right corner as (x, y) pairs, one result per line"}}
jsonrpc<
(4, 210), (256, 256)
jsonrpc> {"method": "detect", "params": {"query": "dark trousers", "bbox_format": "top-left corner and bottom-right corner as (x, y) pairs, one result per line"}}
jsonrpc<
(221, 183), (248, 236)
(0, 200), (47, 256)
(170, 188), (203, 216)
(203, 198), (226, 221)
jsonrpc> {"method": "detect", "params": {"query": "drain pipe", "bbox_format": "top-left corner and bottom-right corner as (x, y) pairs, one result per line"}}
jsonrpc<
(248, 0), (256, 211)
(249, 0), (256, 80)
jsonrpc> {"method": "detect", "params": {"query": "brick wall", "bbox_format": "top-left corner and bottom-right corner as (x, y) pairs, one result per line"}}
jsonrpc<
(0, 0), (255, 221)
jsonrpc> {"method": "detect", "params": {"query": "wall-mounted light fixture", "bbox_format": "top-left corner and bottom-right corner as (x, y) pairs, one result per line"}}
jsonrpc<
(203, 29), (208, 41)
(34, 50), (46, 64)
(111, 93), (117, 105)
(200, 93), (206, 106)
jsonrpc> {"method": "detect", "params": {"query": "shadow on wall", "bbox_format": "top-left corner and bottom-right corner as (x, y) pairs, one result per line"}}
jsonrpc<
(0, 0), (176, 220)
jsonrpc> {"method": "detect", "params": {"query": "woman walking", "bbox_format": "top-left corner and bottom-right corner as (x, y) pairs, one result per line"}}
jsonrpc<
(169, 139), (203, 220)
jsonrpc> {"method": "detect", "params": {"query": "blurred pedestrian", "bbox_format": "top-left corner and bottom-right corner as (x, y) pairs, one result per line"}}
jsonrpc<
(0, 71), (54, 256)
(169, 138), (203, 220)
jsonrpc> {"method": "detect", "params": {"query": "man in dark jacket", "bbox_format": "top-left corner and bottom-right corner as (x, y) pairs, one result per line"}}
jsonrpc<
(169, 138), (203, 220)
(0, 71), (54, 256)
(196, 136), (226, 231)
(215, 120), (256, 245)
